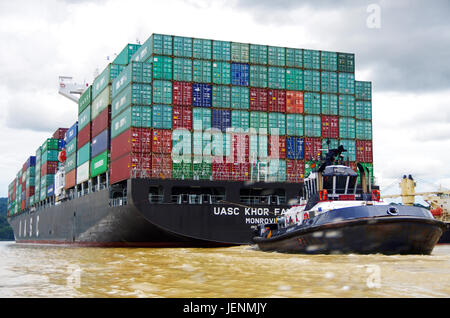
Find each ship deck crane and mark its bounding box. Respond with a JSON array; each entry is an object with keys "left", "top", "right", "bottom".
[
  {"left": 58, "top": 76, "right": 88, "bottom": 103},
  {"left": 381, "top": 175, "right": 449, "bottom": 222}
]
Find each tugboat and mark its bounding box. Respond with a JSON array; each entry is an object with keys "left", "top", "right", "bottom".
[{"left": 253, "top": 146, "right": 447, "bottom": 255}]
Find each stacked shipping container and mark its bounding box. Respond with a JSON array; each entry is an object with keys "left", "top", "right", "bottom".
[{"left": 7, "top": 35, "right": 375, "bottom": 217}]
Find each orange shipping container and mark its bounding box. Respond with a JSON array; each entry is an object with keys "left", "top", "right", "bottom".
[
  {"left": 286, "top": 91, "right": 304, "bottom": 114},
  {"left": 65, "top": 169, "right": 76, "bottom": 189}
]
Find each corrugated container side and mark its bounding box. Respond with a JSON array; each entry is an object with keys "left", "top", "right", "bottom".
[
  {"left": 304, "top": 137, "right": 322, "bottom": 161},
  {"left": 249, "top": 65, "right": 268, "bottom": 88},
  {"left": 113, "top": 43, "right": 141, "bottom": 66},
  {"left": 152, "top": 55, "right": 173, "bottom": 80},
  {"left": 193, "top": 59, "right": 212, "bottom": 83},
  {"left": 286, "top": 48, "right": 303, "bottom": 68},
  {"left": 173, "top": 58, "right": 193, "bottom": 82},
  {"left": 303, "top": 49, "right": 321, "bottom": 70},
  {"left": 193, "top": 38, "right": 212, "bottom": 60},
  {"left": 231, "top": 86, "right": 249, "bottom": 110},
  {"left": 212, "top": 40, "right": 231, "bottom": 61},
  {"left": 250, "top": 44, "right": 268, "bottom": 65},
  {"left": 212, "top": 85, "right": 231, "bottom": 109},
  {"left": 321, "top": 115, "right": 339, "bottom": 139},
  {"left": 78, "top": 86, "right": 92, "bottom": 115},
  {"left": 321, "top": 94, "right": 338, "bottom": 115},
  {"left": 173, "top": 81, "right": 193, "bottom": 106}
]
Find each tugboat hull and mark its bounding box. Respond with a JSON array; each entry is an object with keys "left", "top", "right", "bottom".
[{"left": 254, "top": 216, "right": 446, "bottom": 255}]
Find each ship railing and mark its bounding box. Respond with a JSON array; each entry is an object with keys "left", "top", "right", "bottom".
[
  {"left": 109, "top": 197, "right": 128, "bottom": 207},
  {"left": 149, "top": 194, "right": 164, "bottom": 204},
  {"left": 240, "top": 195, "right": 286, "bottom": 205},
  {"left": 170, "top": 194, "right": 226, "bottom": 204}
]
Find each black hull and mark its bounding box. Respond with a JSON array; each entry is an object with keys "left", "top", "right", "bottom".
[
  {"left": 253, "top": 205, "right": 447, "bottom": 255},
  {"left": 8, "top": 178, "right": 298, "bottom": 246},
  {"left": 437, "top": 223, "right": 450, "bottom": 244}
]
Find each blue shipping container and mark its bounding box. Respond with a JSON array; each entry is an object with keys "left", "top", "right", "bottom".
[
  {"left": 193, "top": 83, "right": 212, "bottom": 107},
  {"left": 212, "top": 109, "right": 231, "bottom": 132},
  {"left": 91, "top": 130, "right": 110, "bottom": 159},
  {"left": 26, "top": 156, "right": 36, "bottom": 168},
  {"left": 47, "top": 184, "right": 55, "bottom": 197},
  {"left": 231, "top": 63, "right": 249, "bottom": 86},
  {"left": 58, "top": 139, "right": 66, "bottom": 150},
  {"left": 286, "top": 137, "right": 304, "bottom": 160},
  {"left": 65, "top": 122, "right": 78, "bottom": 143}
]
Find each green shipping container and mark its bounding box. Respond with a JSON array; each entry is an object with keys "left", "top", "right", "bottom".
[
  {"left": 152, "top": 80, "right": 172, "bottom": 104},
  {"left": 338, "top": 53, "right": 355, "bottom": 73},
  {"left": 286, "top": 48, "right": 303, "bottom": 68},
  {"left": 113, "top": 43, "right": 141, "bottom": 66},
  {"left": 250, "top": 44, "right": 268, "bottom": 65},
  {"left": 286, "top": 114, "right": 304, "bottom": 136},
  {"left": 286, "top": 68, "right": 303, "bottom": 91},
  {"left": 193, "top": 108, "right": 212, "bottom": 131},
  {"left": 212, "top": 85, "right": 231, "bottom": 108},
  {"left": 112, "top": 83, "right": 152, "bottom": 118},
  {"left": 192, "top": 132, "right": 212, "bottom": 156},
  {"left": 250, "top": 111, "right": 268, "bottom": 134},
  {"left": 193, "top": 38, "right": 212, "bottom": 60},
  {"left": 267, "top": 159, "right": 286, "bottom": 182},
  {"left": 231, "top": 110, "right": 249, "bottom": 130},
  {"left": 193, "top": 156, "right": 212, "bottom": 180},
  {"left": 65, "top": 152, "right": 77, "bottom": 172},
  {"left": 321, "top": 71, "right": 338, "bottom": 93},
  {"left": 173, "top": 160, "right": 193, "bottom": 179},
  {"left": 132, "top": 34, "right": 173, "bottom": 62},
  {"left": 303, "top": 50, "right": 321, "bottom": 70},
  {"left": 355, "top": 101, "right": 372, "bottom": 120},
  {"left": 41, "top": 150, "right": 59, "bottom": 163},
  {"left": 339, "top": 95, "right": 355, "bottom": 117},
  {"left": 78, "top": 86, "right": 92, "bottom": 115},
  {"left": 193, "top": 59, "right": 212, "bottom": 83},
  {"left": 268, "top": 46, "right": 285, "bottom": 66},
  {"left": 152, "top": 104, "right": 172, "bottom": 129},
  {"left": 66, "top": 137, "right": 77, "bottom": 156},
  {"left": 111, "top": 106, "right": 152, "bottom": 138},
  {"left": 231, "top": 86, "right": 249, "bottom": 110},
  {"left": 355, "top": 81, "right": 372, "bottom": 100},
  {"left": 356, "top": 120, "right": 372, "bottom": 140},
  {"left": 212, "top": 62, "right": 231, "bottom": 85},
  {"left": 339, "top": 117, "right": 356, "bottom": 139},
  {"left": 268, "top": 113, "right": 286, "bottom": 135},
  {"left": 321, "top": 94, "right": 338, "bottom": 115},
  {"left": 339, "top": 139, "right": 356, "bottom": 161},
  {"left": 304, "top": 115, "right": 321, "bottom": 137},
  {"left": 173, "top": 130, "right": 192, "bottom": 156},
  {"left": 111, "top": 61, "right": 152, "bottom": 98},
  {"left": 249, "top": 134, "right": 268, "bottom": 159},
  {"left": 320, "top": 51, "right": 338, "bottom": 71},
  {"left": 322, "top": 139, "right": 339, "bottom": 152},
  {"left": 250, "top": 65, "right": 268, "bottom": 88},
  {"left": 303, "top": 70, "right": 321, "bottom": 92},
  {"left": 77, "top": 142, "right": 91, "bottom": 166},
  {"left": 91, "top": 86, "right": 111, "bottom": 120},
  {"left": 304, "top": 93, "right": 321, "bottom": 114},
  {"left": 78, "top": 105, "right": 91, "bottom": 131},
  {"left": 92, "top": 63, "right": 125, "bottom": 99},
  {"left": 231, "top": 42, "right": 249, "bottom": 63},
  {"left": 338, "top": 72, "right": 355, "bottom": 94},
  {"left": 212, "top": 40, "right": 231, "bottom": 61},
  {"left": 174, "top": 36, "right": 193, "bottom": 58},
  {"left": 268, "top": 67, "right": 285, "bottom": 89},
  {"left": 42, "top": 138, "right": 59, "bottom": 152},
  {"left": 90, "top": 151, "right": 109, "bottom": 178},
  {"left": 173, "top": 58, "right": 193, "bottom": 82},
  {"left": 152, "top": 56, "right": 173, "bottom": 80}
]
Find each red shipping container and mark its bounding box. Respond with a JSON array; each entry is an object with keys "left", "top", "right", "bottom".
[
  {"left": 321, "top": 115, "right": 339, "bottom": 139},
  {"left": 268, "top": 89, "right": 286, "bottom": 112},
  {"left": 41, "top": 161, "right": 59, "bottom": 176},
  {"left": 91, "top": 107, "right": 111, "bottom": 138},
  {"left": 111, "top": 128, "right": 152, "bottom": 161},
  {"left": 77, "top": 122, "right": 91, "bottom": 149},
  {"left": 173, "top": 81, "right": 193, "bottom": 106},
  {"left": 229, "top": 133, "right": 249, "bottom": 162},
  {"left": 172, "top": 106, "right": 193, "bottom": 130},
  {"left": 25, "top": 186, "right": 35, "bottom": 198},
  {"left": 53, "top": 128, "right": 69, "bottom": 140},
  {"left": 304, "top": 137, "right": 322, "bottom": 161},
  {"left": 268, "top": 135, "right": 286, "bottom": 159},
  {"left": 250, "top": 88, "right": 268, "bottom": 111},
  {"left": 65, "top": 169, "right": 76, "bottom": 189},
  {"left": 21, "top": 201, "right": 25, "bottom": 211},
  {"left": 287, "top": 160, "right": 305, "bottom": 183},
  {"left": 151, "top": 154, "right": 172, "bottom": 179},
  {"left": 110, "top": 153, "right": 152, "bottom": 184},
  {"left": 212, "top": 156, "right": 231, "bottom": 181},
  {"left": 356, "top": 140, "right": 373, "bottom": 163},
  {"left": 286, "top": 91, "right": 304, "bottom": 114},
  {"left": 152, "top": 129, "right": 172, "bottom": 154},
  {"left": 231, "top": 163, "right": 250, "bottom": 181},
  {"left": 22, "top": 162, "right": 27, "bottom": 173}
]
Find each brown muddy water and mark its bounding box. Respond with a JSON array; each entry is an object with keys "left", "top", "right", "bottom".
[{"left": 0, "top": 241, "right": 449, "bottom": 298}]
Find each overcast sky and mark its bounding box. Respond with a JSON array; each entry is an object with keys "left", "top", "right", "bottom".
[{"left": 1, "top": 0, "right": 449, "bottom": 202}]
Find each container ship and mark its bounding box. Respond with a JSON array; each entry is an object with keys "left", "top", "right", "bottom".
[{"left": 6, "top": 33, "right": 374, "bottom": 246}]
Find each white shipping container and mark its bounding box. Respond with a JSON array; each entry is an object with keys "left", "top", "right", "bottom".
[{"left": 76, "top": 161, "right": 90, "bottom": 184}]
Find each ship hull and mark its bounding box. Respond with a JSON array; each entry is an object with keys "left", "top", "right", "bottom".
[
  {"left": 8, "top": 178, "right": 297, "bottom": 246},
  {"left": 437, "top": 223, "right": 450, "bottom": 244},
  {"left": 253, "top": 205, "right": 447, "bottom": 255}
]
